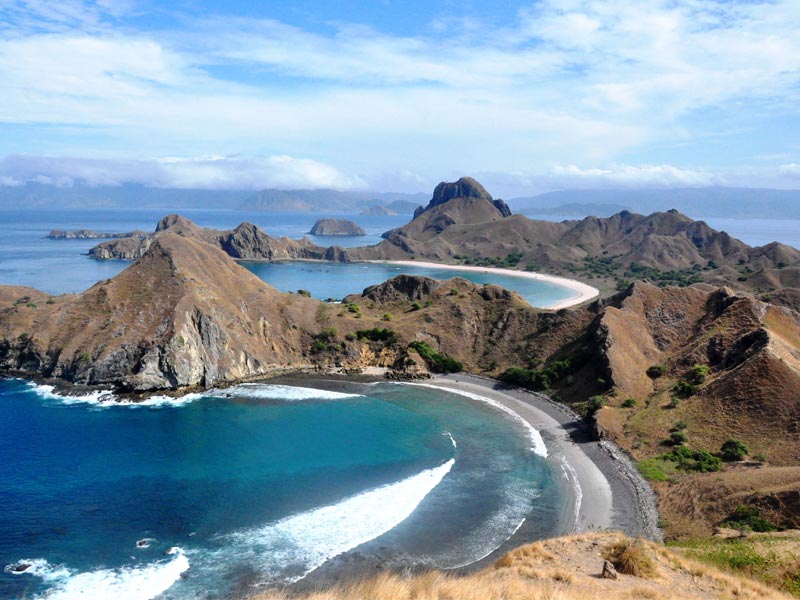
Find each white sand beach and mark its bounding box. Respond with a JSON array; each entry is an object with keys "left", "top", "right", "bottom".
[{"left": 368, "top": 260, "right": 599, "bottom": 309}]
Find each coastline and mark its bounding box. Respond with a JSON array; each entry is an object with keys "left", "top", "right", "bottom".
[
  {"left": 365, "top": 260, "right": 599, "bottom": 309},
  {"left": 291, "top": 372, "right": 661, "bottom": 591}
]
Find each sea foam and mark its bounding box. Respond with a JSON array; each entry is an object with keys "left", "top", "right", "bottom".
[
  {"left": 25, "top": 382, "right": 202, "bottom": 409},
  {"left": 213, "top": 459, "right": 455, "bottom": 582},
  {"left": 211, "top": 383, "right": 363, "bottom": 401},
  {"left": 408, "top": 383, "right": 548, "bottom": 457},
  {"left": 6, "top": 547, "right": 188, "bottom": 600}
]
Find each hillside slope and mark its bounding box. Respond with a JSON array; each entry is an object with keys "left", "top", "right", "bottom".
[{"left": 259, "top": 532, "right": 788, "bottom": 600}]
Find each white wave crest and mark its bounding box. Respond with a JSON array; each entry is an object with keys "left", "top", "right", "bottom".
[
  {"left": 443, "top": 431, "right": 457, "bottom": 449},
  {"left": 560, "top": 458, "right": 583, "bottom": 532},
  {"left": 6, "top": 547, "right": 188, "bottom": 600},
  {"left": 27, "top": 383, "right": 116, "bottom": 405},
  {"left": 25, "top": 382, "right": 202, "bottom": 408},
  {"left": 218, "top": 459, "right": 454, "bottom": 582},
  {"left": 409, "top": 383, "right": 548, "bottom": 457},
  {"left": 211, "top": 383, "right": 363, "bottom": 401}
]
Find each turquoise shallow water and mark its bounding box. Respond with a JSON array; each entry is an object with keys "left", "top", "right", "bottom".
[
  {"left": 241, "top": 260, "right": 575, "bottom": 306},
  {"left": 0, "top": 378, "right": 562, "bottom": 599}
]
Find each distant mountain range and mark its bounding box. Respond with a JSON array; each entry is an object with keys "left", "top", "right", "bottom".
[
  {"left": 238, "top": 189, "right": 424, "bottom": 213},
  {"left": 509, "top": 187, "right": 800, "bottom": 219},
  {"left": 0, "top": 183, "right": 425, "bottom": 214},
  {"left": 4, "top": 182, "right": 800, "bottom": 219}
]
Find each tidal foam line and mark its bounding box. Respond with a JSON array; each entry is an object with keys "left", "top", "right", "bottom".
[{"left": 408, "top": 383, "right": 548, "bottom": 457}]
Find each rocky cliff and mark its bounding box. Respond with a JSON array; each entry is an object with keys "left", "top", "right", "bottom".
[{"left": 89, "top": 214, "right": 334, "bottom": 261}]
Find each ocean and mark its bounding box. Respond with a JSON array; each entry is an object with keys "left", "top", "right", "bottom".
[{"left": 0, "top": 378, "right": 563, "bottom": 599}]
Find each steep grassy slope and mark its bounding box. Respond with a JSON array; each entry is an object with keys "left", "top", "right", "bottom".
[{"left": 256, "top": 533, "right": 788, "bottom": 600}]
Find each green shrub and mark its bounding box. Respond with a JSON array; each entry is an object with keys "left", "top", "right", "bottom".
[
  {"left": 498, "top": 359, "right": 572, "bottom": 392},
  {"left": 646, "top": 365, "right": 666, "bottom": 378},
  {"left": 297, "top": 289, "right": 311, "bottom": 297},
  {"left": 26, "top": 302, "right": 37, "bottom": 308},
  {"left": 408, "top": 341, "right": 462, "bottom": 373},
  {"left": 668, "top": 396, "right": 681, "bottom": 408},
  {"left": 356, "top": 328, "right": 397, "bottom": 343},
  {"left": 688, "top": 364, "right": 710, "bottom": 385},
  {"left": 622, "top": 398, "right": 637, "bottom": 408},
  {"left": 722, "top": 505, "right": 776, "bottom": 532},
  {"left": 673, "top": 380, "right": 697, "bottom": 398},
  {"left": 345, "top": 303, "right": 361, "bottom": 314},
  {"left": 721, "top": 438, "right": 749, "bottom": 461},
  {"left": 660, "top": 446, "right": 721, "bottom": 472},
  {"left": 672, "top": 420, "right": 688, "bottom": 431},
  {"left": 382, "top": 313, "right": 392, "bottom": 321},
  {"left": 410, "top": 301, "right": 422, "bottom": 311},
  {"left": 586, "top": 395, "right": 606, "bottom": 416},
  {"left": 311, "top": 339, "right": 327, "bottom": 353}
]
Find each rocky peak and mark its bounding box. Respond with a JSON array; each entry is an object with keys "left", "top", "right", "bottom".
[
  {"left": 155, "top": 214, "right": 203, "bottom": 236},
  {"left": 362, "top": 275, "right": 443, "bottom": 303},
  {"left": 413, "top": 177, "right": 510, "bottom": 219}
]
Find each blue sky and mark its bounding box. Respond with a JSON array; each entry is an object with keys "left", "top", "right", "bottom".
[{"left": 0, "top": 0, "right": 799, "bottom": 196}]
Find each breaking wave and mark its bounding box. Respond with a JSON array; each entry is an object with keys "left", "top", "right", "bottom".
[{"left": 5, "top": 547, "right": 188, "bottom": 600}]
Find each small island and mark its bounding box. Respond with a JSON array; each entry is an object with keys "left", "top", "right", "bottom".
[
  {"left": 47, "top": 229, "right": 149, "bottom": 240},
  {"left": 308, "top": 218, "right": 366, "bottom": 236}
]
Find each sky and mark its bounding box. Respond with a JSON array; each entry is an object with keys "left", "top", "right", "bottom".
[{"left": 0, "top": 0, "right": 799, "bottom": 196}]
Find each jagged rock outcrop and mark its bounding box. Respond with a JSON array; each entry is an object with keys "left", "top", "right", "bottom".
[
  {"left": 308, "top": 218, "right": 366, "bottom": 236},
  {"left": 90, "top": 215, "right": 332, "bottom": 261}
]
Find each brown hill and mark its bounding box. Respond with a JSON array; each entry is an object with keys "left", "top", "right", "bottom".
[
  {"left": 89, "top": 214, "right": 334, "bottom": 261},
  {"left": 87, "top": 178, "right": 800, "bottom": 300},
  {"left": 0, "top": 234, "right": 563, "bottom": 392},
  {"left": 258, "top": 532, "right": 787, "bottom": 600}
]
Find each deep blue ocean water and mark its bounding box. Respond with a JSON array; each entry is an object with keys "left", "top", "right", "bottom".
[{"left": 0, "top": 378, "right": 561, "bottom": 599}]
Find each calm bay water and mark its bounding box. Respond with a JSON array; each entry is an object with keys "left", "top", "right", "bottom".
[
  {"left": 0, "top": 378, "right": 561, "bottom": 599},
  {"left": 0, "top": 208, "right": 574, "bottom": 306}
]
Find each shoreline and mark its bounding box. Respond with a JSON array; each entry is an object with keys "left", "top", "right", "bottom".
[
  {"left": 289, "top": 372, "right": 661, "bottom": 591},
  {"left": 365, "top": 260, "right": 599, "bottom": 309}
]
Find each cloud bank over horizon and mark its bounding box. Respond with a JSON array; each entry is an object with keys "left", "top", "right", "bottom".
[{"left": 0, "top": 0, "right": 799, "bottom": 196}]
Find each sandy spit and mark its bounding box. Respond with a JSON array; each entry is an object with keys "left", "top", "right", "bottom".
[{"left": 366, "top": 260, "right": 600, "bottom": 309}]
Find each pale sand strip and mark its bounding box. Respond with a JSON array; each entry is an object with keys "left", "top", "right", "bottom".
[
  {"left": 418, "top": 376, "right": 615, "bottom": 536},
  {"left": 365, "top": 260, "right": 599, "bottom": 309}
]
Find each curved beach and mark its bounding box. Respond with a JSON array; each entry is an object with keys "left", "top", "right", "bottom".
[
  {"left": 293, "top": 372, "right": 660, "bottom": 590},
  {"left": 367, "top": 260, "right": 600, "bottom": 309}
]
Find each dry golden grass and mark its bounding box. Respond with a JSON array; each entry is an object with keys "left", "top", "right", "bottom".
[
  {"left": 250, "top": 533, "right": 790, "bottom": 600},
  {"left": 603, "top": 538, "right": 657, "bottom": 578}
]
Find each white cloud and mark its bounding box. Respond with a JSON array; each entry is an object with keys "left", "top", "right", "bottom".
[
  {"left": 0, "top": 1, "right": 798, "bottom": 190},
  {"left": 0, "top": 154, "right": 365, "bottom": 190},
  {"left": 779, "top": 163, "right": 800, "bottom": 179},
  {"left": 550, "top": 163, "right": 720, "bottom": 187}
]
